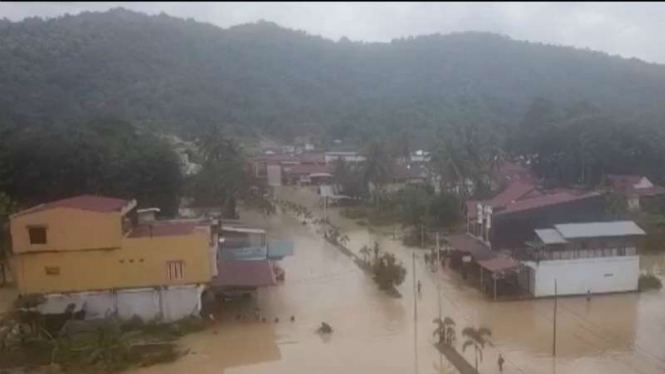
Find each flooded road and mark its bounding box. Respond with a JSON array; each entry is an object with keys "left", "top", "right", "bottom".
[{"left": 131, "top": 186, "right": 665, "bottom": 374}]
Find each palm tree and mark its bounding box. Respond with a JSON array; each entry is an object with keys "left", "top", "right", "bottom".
[
  {"left": 362, "top": 142, "right": 393, "bottom": 204},
  {"left": 359, "top": 245, "right": 372, "bottom": 264},
  {"left": 433, "top": 317, "right": 456, "bottom": 346},
  {"left": 461, "top": 326, "right": 492, "bottom": 372}
]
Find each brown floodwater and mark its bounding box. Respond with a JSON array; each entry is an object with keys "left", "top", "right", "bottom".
[{"left": 127, "top": 187, "right": 665, "bottom": 374}]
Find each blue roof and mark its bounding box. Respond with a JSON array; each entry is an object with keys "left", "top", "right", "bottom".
[{"left": 267, "top": 240, "right": 294, "bottom": 259}]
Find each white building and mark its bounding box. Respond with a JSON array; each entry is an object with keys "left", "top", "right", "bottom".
[
  {"left": 519, "top": 221, "right": 644, "bottom": 297},
  {"left": 324, "top": 151, "right": 366, "bottom": 164}
]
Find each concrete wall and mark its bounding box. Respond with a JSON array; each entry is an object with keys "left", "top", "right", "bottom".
[
  {"left": 11, "top": 208, "right": 122, "bottom": 253},
  {"left": 13, "top": 228, "right": 211, "bottom": 294},
  {"left": 526, "top": 256, "right": 640, "bottom": 297},
  {"left": 35, "top": 285, "right": 205, "bottom": 322}
]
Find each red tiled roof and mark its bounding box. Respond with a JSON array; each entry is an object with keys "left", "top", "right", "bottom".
[
  {"left": 631, "top": 186, "right": 665, "bottom": 197},
  {"left": 489, "top": 181, "right": 536, "bottom": 208},
  {"left": 491, "top": 161, "right": 538, "bottom": 185},
  {"left": 496, "top": 191, "right": 601, "bottom": 216},
  {"left": 299, "top": 153, "right": 325, "bottom": 164},
  {"left": 606, "top": 174, "right": 665, "bottom": 197},
  {"left": 477, "top": 256, "right": 520, "bottom": 273},
  {"left": 14, "top": 195, "right": 132, "bottom": 217},
  {"left": 212, "top": 260, "right": 277, "bottom": 288},
  {"left": 128, "top": 223, "right": 196, "bottom": 238}
]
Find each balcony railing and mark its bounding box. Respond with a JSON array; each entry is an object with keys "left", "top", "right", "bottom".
[{"left": 518, "top": 246, "right": 637, "bottom": 262}]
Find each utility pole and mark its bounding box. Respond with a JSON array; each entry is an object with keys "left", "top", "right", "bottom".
[
  {"left": 436, "top": 232, "right": 443, "bottom": 370},
  {"left": 553, "top": 278, "right": 558, "bottom": 357},
  {"left": 420, "top": 223, "right": 424, "bottom": 248},
  {"left": 323, "top": 195, "right": 328, "bottom": 239},
  {"left": 413, "top": 249, "right": 419, "bottom": 374},
  {"left": 436, "top": 232, "right": 442, "bottom": 320}
]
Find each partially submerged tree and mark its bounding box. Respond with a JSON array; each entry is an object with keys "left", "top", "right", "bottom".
[
  {"left": 371, "top": 251, "right": 406, "bottom": 290},
  {"left": 191, "top": 124, "right": 274, "bottom": 218}
]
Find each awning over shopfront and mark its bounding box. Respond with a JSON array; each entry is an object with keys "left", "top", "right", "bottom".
[
  {"left": 212, "top": 260, "right": 276, "bottom": 289},
  {"left": 477, "top": 256, "right": 520, "bottom": 274},
  {"left": 445, "top": 233, "right": 495, "bottom": 261}
]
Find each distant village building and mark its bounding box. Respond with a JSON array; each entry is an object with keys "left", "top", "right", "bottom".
[
  {"left": 467, "top": 181, "right": 605, "bottom": 249},
  {"left": 10, "top": 195, "right": 216, "bottom": 322},
  {"left": 285, "top": 164, "right": 333, "bottom": 185},
  {"left": 604, "top": 174, "right": 665, "bottom": 211},
  {"left": 324, "top": 151, "right": 366, "bottom": 164},
  {"left": 409, "top": 150, "right": 431, "bottom": 163},
  {"left": 446, "top": 178, "right": 616, "bottom": 300},
  {"left": 521, "top": 221, "right": 644, "bottom": 297}
]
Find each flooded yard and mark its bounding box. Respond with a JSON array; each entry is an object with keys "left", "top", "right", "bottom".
[{"left": 90, "top": 187, "right": 665, "bottom": 374}]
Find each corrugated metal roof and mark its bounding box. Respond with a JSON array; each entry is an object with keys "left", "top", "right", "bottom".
[
  {"left": 496, "top": 191, "right": 600, "bottom": 216},
  {"left": 445, "top": 233, "right": 494, "bottom": 261},
  {"left": 554, "top": 221, "right": 645, "bottom": 239},
  {"left": 477, "top": 256, "right": 520, "bottom": 273},
  {"left": 535, "top": 229, "right": 568, "bottom": 244},
  {"left": 212, "top": 260, "right": 276, "bottom": 288},
  {"left": 12, "top": 195, "right": 133, "bottom": 217}
]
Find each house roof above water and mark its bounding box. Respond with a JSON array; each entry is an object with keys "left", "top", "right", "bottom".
[
  {"left": 12, "top": 195, "right": 135, "bottom": 218},
  {"left": 554, "top": 221, "right": 646, "bottom": 239},
  {"left": 534, "top": 229, "right": 568, "bottom": 244}
]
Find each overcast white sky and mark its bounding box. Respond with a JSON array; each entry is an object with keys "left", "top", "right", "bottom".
[{"left": 2, "top": 2, "right": 664, "bottom": 64}]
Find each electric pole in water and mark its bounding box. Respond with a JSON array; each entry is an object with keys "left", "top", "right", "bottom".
[
  {"left": 436, "top": 232, "right": 443, "bottom": 370},
  {"left": 413, "top": 249, "right": 419, "bottom": 374},
  {"left": 553, "top": 278, "right": 558, "bottom": 357}
]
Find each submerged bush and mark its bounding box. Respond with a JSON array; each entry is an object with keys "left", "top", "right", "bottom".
[
  {"left": 638, "top": 273, "right": 663, "bottom": 291},
  {"left": 372, "top": 252, "right": 407, "bottom": 290}
]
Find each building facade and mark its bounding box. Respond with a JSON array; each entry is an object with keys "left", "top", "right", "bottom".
[
  {"left": 519, "top": 221, "right": 644, "bottom": 297},
  {"left": 10, "top": 195, "right": 215, "bottom": 322}
]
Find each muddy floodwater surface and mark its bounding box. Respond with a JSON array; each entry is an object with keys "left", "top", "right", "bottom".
[{"left": 125, "top": 187, "right": 664, "bottom": 374}]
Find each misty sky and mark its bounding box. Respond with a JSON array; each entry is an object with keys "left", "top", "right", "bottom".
[{"left": 2, "top": 2, "right": 664, "bottom": 64}]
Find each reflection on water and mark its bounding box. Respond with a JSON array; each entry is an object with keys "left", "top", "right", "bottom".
[{"left": 127, "top": 186, "right": 665, "bottom": 374}]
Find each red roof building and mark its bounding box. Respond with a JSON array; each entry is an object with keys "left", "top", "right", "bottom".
[
  {"left": 605, "top": 174, "right": 665, "bottom": 211},
  {"left": 12, "top": 195, "right": 135, "bottom": 217}
]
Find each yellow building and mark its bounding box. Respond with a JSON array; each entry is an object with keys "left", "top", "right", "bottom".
[{"left": 10, "top": 195, "right": 216, "bottom": 321}]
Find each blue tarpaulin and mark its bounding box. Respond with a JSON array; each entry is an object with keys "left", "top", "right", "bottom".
[{"left": 267, "top": 240, "right": 294, "bottom": 260}]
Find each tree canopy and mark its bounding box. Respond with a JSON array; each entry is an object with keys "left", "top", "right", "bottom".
[
  {"left": 2, "top": 9, "right": 665, "bottom": 147},
  {"left": 0, "top": 118, "right": 183, "bottom": 215}
]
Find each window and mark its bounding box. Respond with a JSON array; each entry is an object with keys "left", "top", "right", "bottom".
[
  {"left": 167, "top": 261, "right": 184, "bottom": 280},
  {"left": 28, "top": 227, "right": 47, "bottom": 245},
  {"left": 45, "top": 266, "right": 60, "bottom": 275}
]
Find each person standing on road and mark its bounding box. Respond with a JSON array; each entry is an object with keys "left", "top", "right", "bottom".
[
  {"left": 498, "top": 354, "right": 505, "bottom": 372},
  {"left": 417, "top": 280, "right": 422, "bottom": 294}
]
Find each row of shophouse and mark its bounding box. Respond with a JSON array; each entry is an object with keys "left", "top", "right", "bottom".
[
  {"left": 8, "top": 195, "right": 292, "bottom": 322},
  {"left": 445, "top": 163, "right": 663, "bottom": 299},
  {"left": 250, "top": 149, "right": 429, "bottom": 189}
]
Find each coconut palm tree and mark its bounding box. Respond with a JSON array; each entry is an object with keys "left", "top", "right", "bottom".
[
  {"left": 433, "top": 317, "right": 456, "bottom": 346},
  {"left": 362, "top": 141, "right": 393, "bottom": 204},
  {"left": 461, "top": 326, "right": 492, "bottom": 372},
  {"left": 359, "top": 245, "right": 372, "bottom": 264}
]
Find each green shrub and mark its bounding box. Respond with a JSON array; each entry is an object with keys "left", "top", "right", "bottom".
[
  {"left": 372, "top": 252, "right": 407, "bottom": 290},
  {"left": 638, "top": 273, "right": 663, "bottom": 291},
  {"left": 342, "top": 207, "right": 369, "bottom": 220}
]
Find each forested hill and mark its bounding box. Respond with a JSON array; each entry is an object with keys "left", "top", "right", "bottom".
[{"left": 2, "top": 8, "right": 665, "bottom": 145}]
